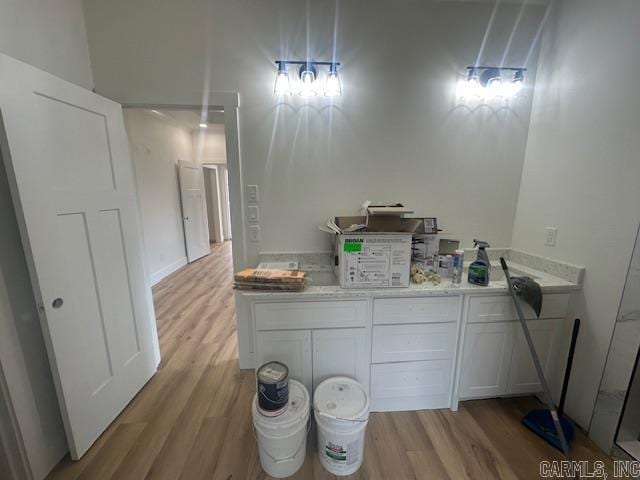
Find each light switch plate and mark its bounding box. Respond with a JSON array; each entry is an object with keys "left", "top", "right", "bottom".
[
  {"left": 545, "top": 227, "right": 558, "bottom": 246},
  {"left": 247, "top": 205, "right": 259, "bottom": 224},
  {"left": 247, "top": 185, "right": 259, "bottom": 205},
  {"left": 249, "top": 225, "right": 261, "bottom": 243}
]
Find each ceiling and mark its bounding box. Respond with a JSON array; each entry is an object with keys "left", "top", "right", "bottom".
[{"left": 146, "top": 108, "right": 225, "bottom": 130}]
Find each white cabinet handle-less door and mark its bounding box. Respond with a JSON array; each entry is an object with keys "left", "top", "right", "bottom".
[
  {"left": 0, "top": 54, "right": 160, "bottom": 459},
  {"left": 178, "top": 160, "right": 210, "bottom": 262}
]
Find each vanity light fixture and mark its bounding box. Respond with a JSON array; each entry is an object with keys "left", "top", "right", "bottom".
[
  {"left": 458, "top": 66, "right": 526, "bottom": 101},
  {"left": 274, "top": 60, "right": 342, "bottom": 97}
]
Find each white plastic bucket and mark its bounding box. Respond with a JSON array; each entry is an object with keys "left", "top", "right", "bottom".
[
  {"left": 252, "top": 379, "right": 310, "bottom": 478},
  {"left": 314, "top": 377, "right": 370, "bottom": 476}
]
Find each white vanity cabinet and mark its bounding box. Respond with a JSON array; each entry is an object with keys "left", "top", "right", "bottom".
[
  {"left": 370, "top": 296, "right": 461, "bottom": 411},
  {"left": 246, "top": 288, "right": 574, "bottom": 412},
  {"left": 253, "top": 300, "right": 369, "bottom": 394},
  {"left": 458, "top": 293, "right": 569, "bottom": 400}
]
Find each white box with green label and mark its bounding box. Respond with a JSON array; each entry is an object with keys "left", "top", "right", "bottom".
[{"left": 334, "top": 233, "right": 412, "bottom": 288}]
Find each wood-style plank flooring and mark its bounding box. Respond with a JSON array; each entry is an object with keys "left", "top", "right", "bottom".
[{"left": 48, "top": 241, "right": 619, "bottom": 479}]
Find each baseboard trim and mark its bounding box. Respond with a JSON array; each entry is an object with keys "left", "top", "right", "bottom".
[{"left": 150, "top": 257, "right": 188, "bottom": 286}]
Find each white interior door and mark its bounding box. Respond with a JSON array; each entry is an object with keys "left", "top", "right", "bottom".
[
  {"left": 220, "top": 166, "right": 232, "bottom": 240},
  {"left": 204, "top": 166, "right": 223, "bottom": 243},
  {"left": 178, "top": 160, "right": 210, "bottom": 262},
  {"left": 0, "top": 53, "right": 160, "bottom": 459}
]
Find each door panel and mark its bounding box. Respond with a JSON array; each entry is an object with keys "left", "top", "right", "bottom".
[
  {"left": 179, "top": 160, "right": 210, "bottom": 262},
  {"left": 0, "top": 53, "right": 159, "bottom": 458},
  {"left": 507, "top": 319, "right": 560, "bottom": 394},
  {"left": 312, "top": 328, "right": 369, "bottom": 394},
  {"left": 40, "top": 94, "right": 116, "bottom": 191},
  {"left": 459, "top": 322, "right": 515, "bottom": 399},
  {"left": 255, "top": 330, "right": 312, "bottom": 393}
]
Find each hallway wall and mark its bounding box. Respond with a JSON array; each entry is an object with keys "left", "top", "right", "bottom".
[{"left": 124, "top": 109, "right": 194, "bottom": 285}]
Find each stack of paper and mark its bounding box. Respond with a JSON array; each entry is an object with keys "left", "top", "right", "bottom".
[{"left": 233, "top": 268, "right": 307, "bottom": 291}]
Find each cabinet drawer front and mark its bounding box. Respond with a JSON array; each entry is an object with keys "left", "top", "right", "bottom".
[
  {"left": 370, "top": 360, "right": 452, "bottom": 411},
  {"left": 467, "top": 293, "right": 569, "bottom": 323},
  {"left": 373, "top": 296, "right": 460, "bottom": 325},
  {"left": 372, "top": 323, "right": 456, "bottom": 363},
  {"left": 254, "top": 300, "right": 367, "bottom": 331}
]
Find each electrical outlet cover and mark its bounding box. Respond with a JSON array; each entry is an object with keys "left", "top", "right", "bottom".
[
  {"left": 545, "top": 227, "right": 557, "bottom": 246},
  {"left": 249, "top": 225, "right": 261, "bottom": 242},
  {"left": 247, "top": 205, "right": 259, "bottom": 224},
  {"left": 247, "top": 185, "right": 259, "bottom": 204}
]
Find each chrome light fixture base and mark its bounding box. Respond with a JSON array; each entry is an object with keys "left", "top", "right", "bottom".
[{"left": 274, "top": 60, "right": 342, "bottom": 97}]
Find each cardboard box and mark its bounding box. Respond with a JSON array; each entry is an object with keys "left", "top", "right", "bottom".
[
  {"left": 334, "top": 215, "right": 421, "bottom": 233},
  {"left": 334, "top": 233, "right": 412, "bottom": 288},
  {"left": 411, "top": 235, "right": 439, "bottom": 272}
]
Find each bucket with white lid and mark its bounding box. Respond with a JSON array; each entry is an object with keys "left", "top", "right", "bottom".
[
  {"left": 252, "top": 379, "right": 310, "bottom": 478},
  {"left": 314, "top": 376, "right": 370, "bottom": 476}
]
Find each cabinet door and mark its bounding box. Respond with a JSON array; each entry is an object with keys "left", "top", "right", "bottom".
[
  {"left": 255, "top": 330, "right": 312, "bottom": 393},
  {"left": 459, "top": 323, "right": 515, "bottom": 399},
  {"left": 312, "top": 328, "right": 369, "bottom": 394},
  {"left": 507, "top": 319, "right": 560, "bottom": 395}
]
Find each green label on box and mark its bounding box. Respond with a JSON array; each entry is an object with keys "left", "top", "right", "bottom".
[{"left": 343, "top": 240, "right": 362, "bottom": 252}]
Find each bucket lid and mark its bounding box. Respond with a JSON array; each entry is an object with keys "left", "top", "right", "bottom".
[
  {"left": 257, "top": 361, "right": 288, "bottom": 384},
  {"left": 314, "top": 376, "right": 369, "bottom": 421},
  {"left": 253, "top": 379, "right": 310, "bottom": 432}
]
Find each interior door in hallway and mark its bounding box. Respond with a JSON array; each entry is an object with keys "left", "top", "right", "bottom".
[
  {"left": 0, "top": 53, "right": 160, "bottom": 459},
  {"left": 179, "top": 160, "right": 210, "bottom": 262}
]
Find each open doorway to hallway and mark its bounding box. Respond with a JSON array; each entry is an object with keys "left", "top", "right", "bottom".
[{"left": 123, "top": 107, "right": 232, "bottom": 286}]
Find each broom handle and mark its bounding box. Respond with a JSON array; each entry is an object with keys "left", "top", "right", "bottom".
[
  {"left": 500, "top": 257, "right": 570, "bottom": 456},
  {"left": 559, "top": 318, "right": 580, "bottom": 417}
]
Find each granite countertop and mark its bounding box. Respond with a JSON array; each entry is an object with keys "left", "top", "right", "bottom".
[{"left": 237, "top": 260, "right": 581, "bottom": 300}]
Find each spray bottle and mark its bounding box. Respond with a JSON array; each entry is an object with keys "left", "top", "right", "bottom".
[{"left": 468, "top": 239, "right": 491, "bottom": 286}]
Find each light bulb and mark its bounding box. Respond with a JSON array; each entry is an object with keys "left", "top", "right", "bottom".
[
  {"left": 462, "top": 77, "right": 481, "bottom": 99},
  {"left": 199, "top": 123, "right": 208, "bottom": 128},
  {"left": 501, "top": 80, "right": 522, "bottom": 98},
  {"left": 324, "top": 70, "right": 342, "bottom": 97},
  {"left": 458, "top": 68, "right": 481, "bottom": 100},
  {"left": 298, "top": 67, "right": 318, "bottom": 97},
  {"left": 507, "top": 69, "right": 524, "bottom": 97},
  {"left": 486, "top": 77, "right": 505, "bottom": 98},
  {"left": 274, "top": 69, "right": 292, "bottom": 96}
]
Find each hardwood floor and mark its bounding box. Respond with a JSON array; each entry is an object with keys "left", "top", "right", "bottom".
[{"left": 48, "top": 241, "right": 618, "bottom": 479}]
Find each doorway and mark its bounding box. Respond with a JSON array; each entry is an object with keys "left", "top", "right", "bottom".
[{"left": 123, "top": 107, "right": 233, "bottom": 285}]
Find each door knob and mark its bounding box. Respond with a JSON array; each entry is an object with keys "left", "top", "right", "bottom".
[{"left": 52, "top": 298, "right": 64, "bottom": 309}]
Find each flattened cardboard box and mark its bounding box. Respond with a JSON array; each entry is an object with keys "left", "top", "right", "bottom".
[{"left": 334, "top": 233, "right": 412, "bottom": 288}]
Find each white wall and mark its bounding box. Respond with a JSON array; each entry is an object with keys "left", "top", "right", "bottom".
[
  {"left": 0, "top": 0, "right": 93, "bottom": 89},
  {"left": 82, "top": 0, "right": 548, "bottom": 265},
  {"left": 193, "top": 124, "right": 227, "bottom": 164},
  {"left": 0, "top": 1, "right": 95, "bottom": 477},
  {"left": 511, "top": 0, "right": 640, "bottom": 430},
  {"left": 124, "top": 109, "right": 194, "bottom": 285}
]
